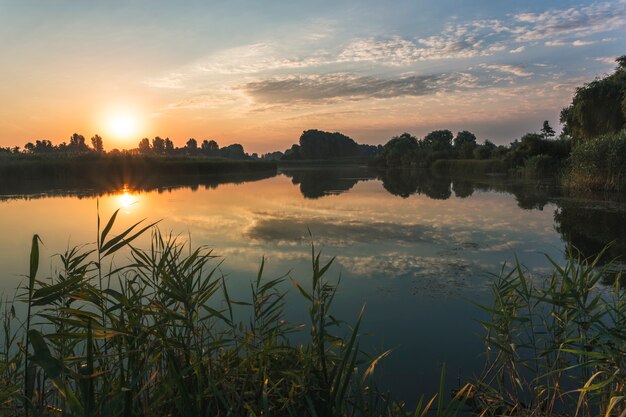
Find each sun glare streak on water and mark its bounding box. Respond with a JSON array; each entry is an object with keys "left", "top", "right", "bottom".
[{"left": 117, "top": 187, "right": 138, "bottom": 213}]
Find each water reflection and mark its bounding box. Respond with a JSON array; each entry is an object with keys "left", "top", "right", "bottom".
[
  {"left": 2, "top": 165, "right": 625, "bottom": 404},
  {"left": 1, "top": 166, "right": 625, "bottom": 283},
  {"left": 280, "top": 165, "right": 376, "bottom": 199},
  {"left": 0, "top": 169, "right": 276, "bottom": 201}
]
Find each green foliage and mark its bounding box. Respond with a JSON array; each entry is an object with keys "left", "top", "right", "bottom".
[
  {"left": 0, "top": 211, "right": 472, "bottom": 417},
  {"left": 561, "top": 56, "right": 626, "bottom": 141},
  {"left": 423, "top": 130, "right": 453, "bottom": 153},
  {"left": 522, "top": 154, "right": 565, "bottom": 177},
  {"left": 565, "top": 131, "right": 626, "bottom": 191},
  {"left": 430, "top": 159, "right": 506, "bottom": 176},
  {"left": 283, "top": 129, "right": 381, "bottom": 160},
  {"left": 382, "top": 133, "right": 419, "bottom": 166},
  {"left": 470, "top": 251, "right": 625, "bottom": 417},
  {"left": 453, "top": 131, "right": 477, "bottom": 159},
  {"left": 472, "top": 141, "right": 496, "bottom": 160}
]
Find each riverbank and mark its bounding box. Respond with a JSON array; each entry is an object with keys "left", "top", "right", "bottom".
[{"left": 0, "top": 154, "right": 277, "bottom": 185}]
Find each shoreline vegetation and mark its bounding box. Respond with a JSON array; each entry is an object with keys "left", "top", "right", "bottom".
[
  {"left": 0, "top": 155, "right": 277, "bottom": 196},
  {"left": 0, "top": 213, "right": 623, "bottom": 416},
  {"left": 3, "top": 57, "right": 626, "bottom": 193}
]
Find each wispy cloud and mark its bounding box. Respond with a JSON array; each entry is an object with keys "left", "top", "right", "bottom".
[
  {"left": 512, "top": 2, "right": 626, "bottom": 42},
  {"left": 480, "top": 64, "right": 533, "bottom": 77},
  {"left": 239, "top": 72, "right": 482, "bottom": 104},
  {"left": 572, "top": 39, "right": 596, "bottom": 46},
  {"left": 595, "top": 56, "right": 619, "bottom": 65}
]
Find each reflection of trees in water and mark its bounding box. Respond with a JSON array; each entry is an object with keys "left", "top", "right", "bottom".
[
  {"left": 281, "top": 166, "right": 377, "bottom": 199},
  {"left": 4, "top": 164, "right": 626, "bottom": 284},
  {"left": 380, "top": 169, "right": 626, "bottom": 283},
  {"left": 380, "top": 169, "right": 451, "bottom": 199},
  {"left": 555, "top": 198, "right": 626, "bottom": 277},
  {"left": 0, "top": 170, "right": 277, "bottom": 201}
]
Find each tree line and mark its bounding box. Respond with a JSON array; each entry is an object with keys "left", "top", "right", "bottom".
[
  {"left": 379, "top": 55, "right": 626, "bottom": 179},
  {"left": 0, "top": 134, "right": 278, "bottom": 160}
]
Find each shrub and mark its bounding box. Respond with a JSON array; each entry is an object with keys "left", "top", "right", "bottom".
[{"left": 565, "top": 131, "right": 626, "bottom": 191}]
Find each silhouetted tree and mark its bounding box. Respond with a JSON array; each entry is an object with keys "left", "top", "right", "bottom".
[
  {"left": 219, "top": 143, "right": 247, "bottom": 159},
  {"left": 164, "top": 138, "right": 174, "bottom": 154},
  {"left": 152, "top": 137, "right": 165, "bottom": 154},
  {"left": 68, "top": 133, "right": 89, "bottom": 153},
  {"left": 201, "top": 139, "right": 219, "bottom": 156},
  {"left": 473, "top": 140, "right": 496, "bottom": 159},
  {"left": 186, "top": 138, "right": 198, "bottom": 154},
  {"left": 382, "top": 133, "right": 419, "bottom": 166},
  {"left": 138, "top": 138, "right": 151, "bottom": 154},
  {"left": 423, "top": 130, "right": 453, "bottom": 152},
  {"left": 453, "top": 130, "right": 477, "bottom": 159},
  {"left": 541, "top": 121, "right": 556, "bottom": 139},
  {"left": 91, "top": 135, "right": 104, "bottom": 153}
]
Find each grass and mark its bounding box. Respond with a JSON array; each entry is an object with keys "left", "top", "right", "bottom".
[{"left": 0, "top": 209, "right": 623, "bottom": 416}]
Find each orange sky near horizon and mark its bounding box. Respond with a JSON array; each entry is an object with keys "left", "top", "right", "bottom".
[{"left": 1, "top": 0, "right": 624, "bottom": 153}]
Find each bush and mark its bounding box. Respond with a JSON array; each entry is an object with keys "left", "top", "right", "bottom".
[
  {"left": 565, "top": 131, "right": 626, "bottom": 191},
  {"left": 430, "top": 159, "right": 506, "bottom": 176}
]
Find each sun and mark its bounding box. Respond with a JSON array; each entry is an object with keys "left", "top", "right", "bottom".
[{"left": 109, "top": 114, "right": 137, "bottom": 139}]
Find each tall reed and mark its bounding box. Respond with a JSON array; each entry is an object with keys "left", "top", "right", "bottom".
[
  {"left": 0, "top": 209, "right": 468, "bottom": 416},
  {"left": 469, "top": 251, "right": 625, "bottom": 416}
]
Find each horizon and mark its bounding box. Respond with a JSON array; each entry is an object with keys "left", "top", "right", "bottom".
[{"left": 1, "top": 0, "right": 624, "bottom": 152}]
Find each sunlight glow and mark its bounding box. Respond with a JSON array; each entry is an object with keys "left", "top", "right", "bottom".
[
  {"left": 109, "top": 114, "right": 137, "bottom": 139},
  {"left": 117, "top": 189, "right": 137, "bottom": 212}
]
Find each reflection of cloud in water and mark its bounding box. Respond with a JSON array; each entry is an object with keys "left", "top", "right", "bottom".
[
  {"left": 246, "top": 215, "right": 436, "bottom": 246},
  {"left": 337, "top": 253, "right": 493, "bottom": 296},
  {"left": 479, "top": 240, "right": 523, "bottom": 252},
  {"left": 337, "top": 254, "right": 473, "bottom": 278}
]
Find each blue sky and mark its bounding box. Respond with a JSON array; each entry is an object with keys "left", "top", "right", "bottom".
[{"left": 0, "top": 0, "right": 624, "bottom": 151}]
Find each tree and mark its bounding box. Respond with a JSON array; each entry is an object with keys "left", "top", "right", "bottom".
[
  {"left": 201, "top": 139, "right": 219, "bottom": 156},
  {"left": 164, "top": 138, "right": 174, "bottom": 154},
  {"left": 423, "top": 130, "right": 453, "bottom": 152},
  {"left": 561, "top": 55, "right": 626, "bottom": 141},
  {"left": 541, "top": 121, "right": 555, "bottom": 139},
  {"left": 382, "top": 133, "right": 419, "bottom": 166},
  {"left": 453, "top": 130, "right": 477, "bottom": 159},
  {"left": 186, "top": 138, "right": 198, "bottom": 153},
  {"left": 219, "top": 143, "right": 247, "bottom": 159},
  {"left": 298, "top": 129, "right": 361, "bottom": 159},
  {"left": 138, "top": 138, "right": 151, "bottom": 154},
  {"left": 91, "top": 135, "right": 104, "bottom": 153},
  {"left": 68, "top": 133, "right": 89, "bottom": 153},
  {"left": 152, "top": 137, "right": 165, "bottom": 154}
]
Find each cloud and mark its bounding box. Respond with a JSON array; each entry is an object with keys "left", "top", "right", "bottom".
[
  {"left": 197, "top": 43, "right": 331, "bottom": 75},
  {"left": 595, "top": 56, "right": 618, "bottom": 65},
  {"left": 240, "top": 73, "right": 454, "bottom": 103},
  {"left": 246, "top": 214, "right": 438, "bottom": 246},
  {"left": 572, "top": 40, "right": 596, "bottom": 46},
  {"left": 512, "top": 2, "right": 626, "bottom": 42},
  {"left": 509, "top": 46, "right": 526, "bottom": 54},
  {"left": 336, "top": 21, "right": 511, "bottom": 65},
  {"left": 480, "top": 64, "right": 533, "bottom": 77},
  {"left": 545, "top": 40, "right": 566, "bottom": 46}
]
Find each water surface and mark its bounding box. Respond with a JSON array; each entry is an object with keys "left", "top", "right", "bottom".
[{"left": 1, "top": 166, "right": 624, "bottom": 403}]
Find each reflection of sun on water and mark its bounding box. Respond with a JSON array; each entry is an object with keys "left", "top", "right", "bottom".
[{"left": 118, "top": 189, "right": 137, "bottom": 213}]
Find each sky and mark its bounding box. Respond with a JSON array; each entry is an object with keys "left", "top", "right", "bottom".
[{"left": 0, "top": 0, "right": 625, "bottom": 152}]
